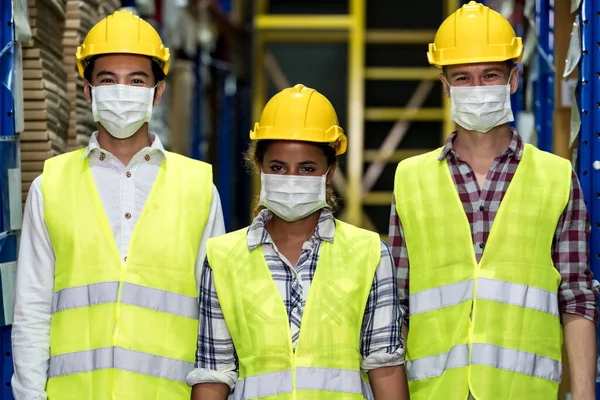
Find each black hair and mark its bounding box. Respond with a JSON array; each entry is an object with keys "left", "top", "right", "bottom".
[{"left": 83, "top": 55, "right": 166, "bottom": 84}]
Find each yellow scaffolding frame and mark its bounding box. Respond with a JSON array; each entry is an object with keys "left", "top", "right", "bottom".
[
  {"left": 251, "top": 0, "right": 459, "bottom": 228},
  {"left": 251, "top": 0, "right": 366, "bottom": 224}
]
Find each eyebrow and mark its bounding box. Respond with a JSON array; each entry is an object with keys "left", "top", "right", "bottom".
[
  {"left": 94, "top": 70, "right": 150, "bottom": 78},
  {"left": 128, "top": 71, "right": 151, "bottom": 78},
  {"left": 268, "top": 160, "right": 318, "bottom": 165},
  {"left": 482, "top": 67, "right": 504, "bottom": 74},
  {"left": 95, "top": 70, "right": 116, "bottom": 78},
  {"left": 449, "top": 67, "right": 504, "bottom": 78},
  {"left": 268, "top": 159, "right": 288, "bottom": 165}
]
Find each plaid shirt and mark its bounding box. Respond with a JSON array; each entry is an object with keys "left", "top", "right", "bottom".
[
  {"left": 186, "top": 209, "right": 404, "bottom": 389},
  {"left": 389, "top": 131, "right": 599, "bottom": 323}
]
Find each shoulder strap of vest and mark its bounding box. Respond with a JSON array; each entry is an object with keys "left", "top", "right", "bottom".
[
  {"left": 395, "top": 147, "right": 443, "bottom": 175},
  {"left": 206, "top": 227, "right": 250, "bottom": 269},
  {"left": 42, "top": 149, "right": 88, "bottom": 190},
  {"left": 333, "top": 219, "right": 381, "bottom": 261},
  {"left": 164, "top": 151, "right": 213, "bottom": 180},
  {"left": 334, "top": 219, "right": 379, "bottom": 243}
]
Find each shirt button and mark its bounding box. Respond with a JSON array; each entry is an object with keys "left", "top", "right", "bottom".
[
  {"left": 99, "top": 153, "right": 106, "bottom": 161},
  {"left": 125, "top": 213, "right": 132, "bottom": 219},
  {"left": 126, "top": 171, "right": 131, "bottom": 178},
  {"left": 479, "top": 242, "right": 485, "bottom": 249},
  {"left": 124, "top": 256, "right": 127, "bottom": 262},
  {"left": 466, "top": 172, "right": 472, "bottom": 178},
  {"left": 144, "top": 155, "right": 150, "bottom": 161},
  {"left": 479, "top": 205, "right": 485, "bottom": 211}
]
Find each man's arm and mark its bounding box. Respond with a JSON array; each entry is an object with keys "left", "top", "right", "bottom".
[
  {"left": 11, "top": 176, "right": 55, "bottom": 400},
  {"left": 187, "top": 258, "right": 238, "bottom": 400},
  {"left": 195, "top": 185, "right": 226, "bottom": 297},
  {"left": 388, "top": 195, "right": 410, "bottom": 340},
  {"left": 563, "top": 314, "right": 597, "bottom": 400},
  {"left": 555, "top": 170, "right": 599, "bottom": 400}
]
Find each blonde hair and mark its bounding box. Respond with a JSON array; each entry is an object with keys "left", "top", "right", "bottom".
[{"left": 243, "top": 140, "right": 339, "bottom": 217}]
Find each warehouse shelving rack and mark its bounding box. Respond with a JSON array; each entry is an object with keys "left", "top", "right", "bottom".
[
  {"left": 577, "top": 0, "right": 600, "bottom": 395},
  {"left": 0, "top": 0, "right": 21, "bottom": 397},
  {"left": 534, "top": 0, "right": 555, "bottom": 152}
]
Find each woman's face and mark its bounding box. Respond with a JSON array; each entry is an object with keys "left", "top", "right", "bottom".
[{"left": 261, "top": 141, "right": 335, "bottom": 182}]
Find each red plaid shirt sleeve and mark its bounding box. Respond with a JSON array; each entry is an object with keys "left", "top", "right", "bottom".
[
  {"left": 554, "top": 170, "right": 599, "bottom": 322},
  {"left": 389, "top": 195, "right": 410, "bottom": 322}
]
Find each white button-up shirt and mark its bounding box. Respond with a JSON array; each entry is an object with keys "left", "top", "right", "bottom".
[{"left": 11, "top": 133, "right": 225, "bottom": 400}]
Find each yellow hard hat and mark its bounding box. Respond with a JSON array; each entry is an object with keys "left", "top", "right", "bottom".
[
  {"left": 75, "top": 10, "right": 170, "bottom": 77},
  {"left": 250, "top": 84, "right": 347, "bottom": 155},
  {"left": 427, "top": 1, "right": 523, "bottom": 68}
]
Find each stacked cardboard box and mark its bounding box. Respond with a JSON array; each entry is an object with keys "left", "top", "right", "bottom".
[
  {"left": 63, "top": 0, "right": 80, "bottom": 151},
  {"left": 74, "top": 0, "right": 100, "bottom": 148},
  {"left": 99, "top": 0, "right": 121, "bottom": 18},
  {"left": 21, "top": 0, "right": 68, "bottom": 201}
]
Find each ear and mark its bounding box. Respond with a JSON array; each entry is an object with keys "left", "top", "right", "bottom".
[
  {"left": 509, "top": 65, "right": 519, "bottom": 95},
  {"left": 440, "top": 73, "right": 451, "bottom": 98},
  {"left": 153, "top": 80, "right": 167, "bottom": 105},
  {"left": 326, "top": 162, "right": 337, "bottom": 185},
  {"left": 83, "top": 80, "right": 92, "bottom": 104}
]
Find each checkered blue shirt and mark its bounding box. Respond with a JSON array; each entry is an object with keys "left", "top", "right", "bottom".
[{"left": 186, "top": 209, "right": 405, "bottom": 388}]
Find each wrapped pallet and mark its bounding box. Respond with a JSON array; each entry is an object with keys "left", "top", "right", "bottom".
[{"left": 21, "top": 0, "right": 68, "bottom": 203}]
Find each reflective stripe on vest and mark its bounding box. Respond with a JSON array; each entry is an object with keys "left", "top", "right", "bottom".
[
  {"left": 48, "top": 347, "right": 193, "bottom": 382},
  {"left": 52, "top": 282, "right": 198, "bottom": 319},
  {"left": 208, "top": 220, "right": 381, "bottom": 399},
  {"left": 409, "top": 278, "right": 559, "bottom": 317},
  {"left": 229, "top": 368, "right": 375, "bottom": 400},
  {"left": 394, "top": 144, "right": 571, "bottom": 399},
  {"left": 406, "top": 343, "right": 561, "bottom": 383}
]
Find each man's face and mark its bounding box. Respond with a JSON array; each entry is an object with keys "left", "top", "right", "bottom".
[
  {"left": 83, "top": 54, "right": 165, "bottom": 106},
  {"left": 441, "top": 61, "right": 518, "bottom": 97}
]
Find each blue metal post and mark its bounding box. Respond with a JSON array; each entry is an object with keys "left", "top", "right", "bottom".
[
  {"left": 578, "top": 0, "right": 600, "bottom": 394},
  {"left": 213, "top": 0, "right": 235, "bottom": 231},
  {"left": 190, "top": 48, "right": 203, "bottom": 160},
  {"left": 534, "top": 0, "right": 554, "bottom": 152},
  {"left": 216, "top": 72, "right": 235, "bottom": 231},
  {"left": 510, "top": 21, "right": 525, "bottom": 128},
  {"left": 0, "top": 0, "right": 17, "bottom": 397}
]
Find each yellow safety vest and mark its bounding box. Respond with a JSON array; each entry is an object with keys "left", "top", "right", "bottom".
[
  {"left": 207, "top": 219, "right": 381, "bottom": 400},
  {"left": 42, "top": 148, "right": 212, "bottom": 400},
  {"left": 394, "top": 143, "right": 571, "bottom": 399}
]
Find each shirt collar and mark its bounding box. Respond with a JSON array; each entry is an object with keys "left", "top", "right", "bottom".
[
  {"left": 82, "top": 131, "right": 168, "bottom": 159},
  {"left": 438, "top": 128, "right": 524, "bottom": 162},
  {"left": 246, "top": 208, "right": 336, "bottom": 251}
]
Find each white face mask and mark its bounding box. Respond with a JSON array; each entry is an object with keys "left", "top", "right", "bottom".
[
  {"left": 449, "top": 76, "right": 514, "bottom": 133},
  {"left": 258, "top": 172, "right": 329, "bottom": 222},
  {"left": 91, "top": 84, "right": 155, "bottom": 139}
]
